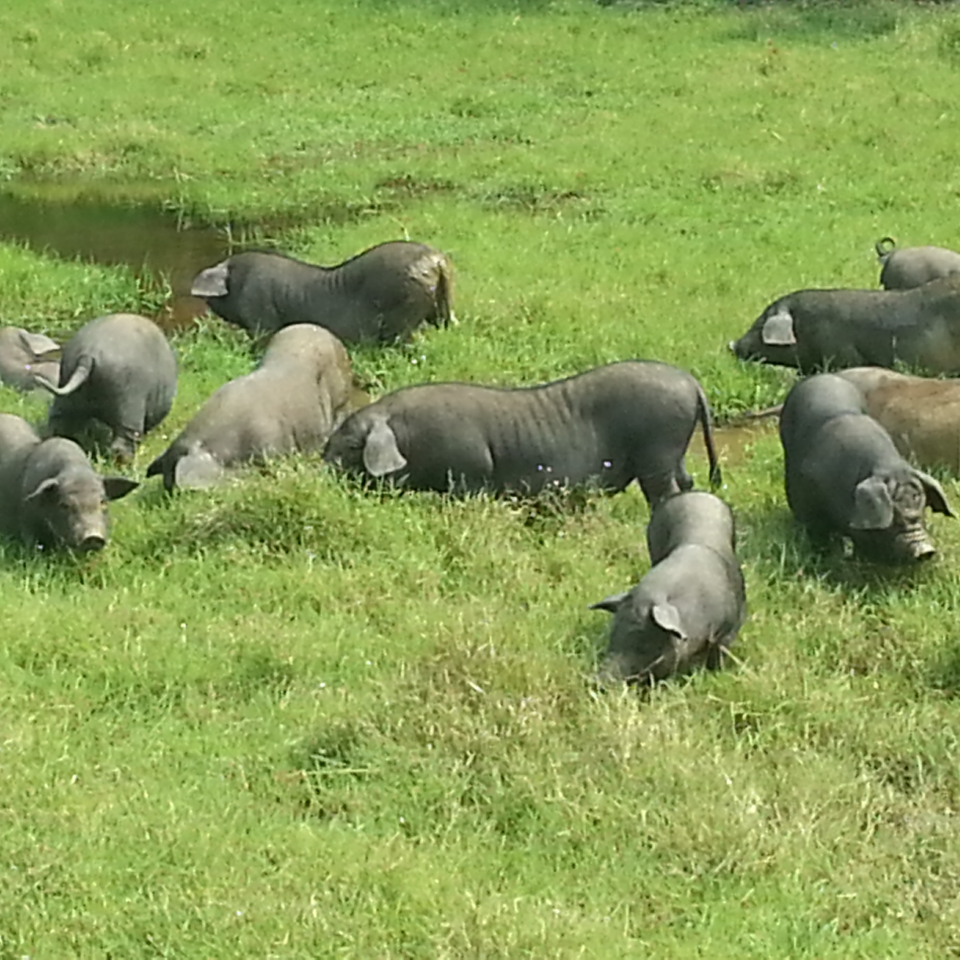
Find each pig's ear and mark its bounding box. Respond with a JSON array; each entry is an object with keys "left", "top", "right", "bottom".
[
  {"left": 362, "top": 419, "right": 407, "bottom": 477},
  {"left": 651, "top": 602, "right": 686, "bottom": 640},
  {"left": 191, "top": 261, "right": 230, "bottom": 298},
  {"left": 589, "top": 591, "right": 630, "bottom": 614},
  {"left": 761, "top": 309, "right": 796, "bottom": 346},
  {"left": 18, "top": 330, "right": 61, "bottom": 359},
  {"left": 915, "top": 470, "right": 955, "bottom": 518},
  {"left": 175, "top": 451, "right": 225, "bottom": 490},
  {"left": 24, "top": 477, "right": 59, "bottom": 502},
  {"left": 101, "top": 477, "right": 139, "bottom": 501},
  {"left": 850, "top": 476, "right": 894, "bottom": 530}
]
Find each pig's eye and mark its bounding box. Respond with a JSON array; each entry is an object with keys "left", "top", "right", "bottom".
[{"left": 896, "top": 484, "right": 922, "bottom": 511}]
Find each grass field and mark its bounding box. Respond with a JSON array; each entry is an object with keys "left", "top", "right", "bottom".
[{"left": 3, "top": 0, "right": 960, "bottom": 956}]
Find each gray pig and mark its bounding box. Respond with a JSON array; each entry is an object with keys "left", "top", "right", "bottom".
[
  {"left": 730, "top": 275, "right": 960, "bottom": 374},
  {"left": 0, "top": 413, "right": 138, "bottom": 551},
  {"left": 34, "top": 313, "right": 177, "bottom": 461},
  {"left": 322, "top": 360, "right": 721, "bottom": 506},
  {"left": 146, "top": 325, "right": 360, "bottom": 491},
  {"left": 191, "top": 241, "right": 454, "bottom": 343},
  {"left": 591, "top": 491, "right": 746, "bottom": 685},
  {"left": 779, "top": 373, "right": 953, "bottom": 563},
  {"left": 0, "top": 327, "right": 60, "bottom": 392},
  {"left": 876, "top": 237, "right": 960, "bottom": 290}
]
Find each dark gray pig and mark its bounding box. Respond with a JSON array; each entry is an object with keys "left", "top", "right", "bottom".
[
  {"left": 323, "top": 360, "right": 721, "bottom": 507},
  {"left": 779, "top": 373, "right": 953, "bottom": 563},
  {"left": 591, "top": 491, "right": 746, "bottom": 685},
  {"left": 191, "top": 241, "right": 454, "bottom": 343},
  {"left": 729, "top": 275, "right": 960, "bottom": 374},
  {"left": 0, "top": 327, "right": 61, "bottom": 392},
  {"left": 876, "top": 237, "right": 960, "bottom": 290},
  {"left": 34, "top": 313, "right": 177, "bottom": 461},
  {"left": 146, "top": 324, "right": 361, "bottom": 491},
  {"left": 0, "top": 413, "right": 138, "bottom": 551}
]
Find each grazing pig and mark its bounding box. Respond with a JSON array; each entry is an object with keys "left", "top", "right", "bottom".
[
  {"left": 34, "top": 313, "right": 177, "bottom": 461},
  {"left": 0, "top": 327, "right": 60, "bottom": 392},
  {"left": 0, "top": 413, "right": 138, "bottom": 551},
  {"left": 191, "top": 241, "right": 454, "bottom": 343},
  {"left": 146, "top": 325, "right": 360, "bottom": 491},
  {"left": 590, "top": 491, "right": 746, "bottom": 685},
  {"left": 729, "top": 275, "right": 960, "bottom": 374},
  {"left": 876, "top": 237, "right": 960, "bottom": 290},
  {"left": 834, "top": 366, "right": 960, "bottom": 475},
  {"left": 323, "top": 360, "right": 721, "bottom": 507},
  {"left": 779, "top": 373, "right": 953, "bottom": 563}
]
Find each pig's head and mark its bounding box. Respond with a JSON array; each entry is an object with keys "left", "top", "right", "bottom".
[
  {"left": 730, "top": 301, "right": 800, "bottom": 367},
  {"left": 591, "top": 593, "right": 700, "bottom": 687},
  {"left": 24, "top": 467, "right": 138, "bottom": 552},
  {"left": 848, "top": 467, "right": 954, "bottom": 563},
  {"left": 323, "top": 413, "right": 407, "bottom": 481}
]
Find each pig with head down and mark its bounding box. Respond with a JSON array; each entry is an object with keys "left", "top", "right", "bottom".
[
  {"left": 35, "top": 313, "right": 177, "bottom": 461},
  {"left": 591, "top": 491, "right": 747, "bottom": 686},
  {"left": 0, "top": 413, "right": 137, "bottom": 552},
  {"left": 146, "top": 324, "right": 360, "bottom": 491},
  {"left": 779, "top": 373, "right": 954, "bottom": 563}
]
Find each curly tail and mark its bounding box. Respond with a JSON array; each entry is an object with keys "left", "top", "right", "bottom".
[
  {"left": 33, "top": 354, "right": 93, "bottom": 397},
  {"left": 697, "top": 385, "right": 722, "bottom": 489},
  {"left": 875, "top": 236, "right": 897, "bottom": 261}
]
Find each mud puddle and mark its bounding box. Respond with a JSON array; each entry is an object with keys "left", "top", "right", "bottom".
[
  {"left": 689, "top": 419, "right": 779, "bottom": 469},
  {"left": 0, "top": 191, "right": 236, "bottom": 330}
]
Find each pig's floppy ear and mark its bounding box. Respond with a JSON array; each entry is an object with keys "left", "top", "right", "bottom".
[
  {"left": 18, "top": 330, "right": 60, "bottom": 359},
  {"left": 362, "top": 419, "right": 407, "bottom": 477},
  {"left": 915, "top": 469, "right": 955, "bottom": 517},
  {"left": 191, "top": 261, "right": 230, "bottom": 298},
  {"left": 101, "top": 477, "right": 139, "bottom": 501},
  {"left": 23, "top": 477, "right": 59, "bottom": 502},
  {"left": 850, "top": 476, "right": 894, "bottom": 529},
  {"left": 651, "top": 602, "right": 686, "bottom": 640},
  {"left": 761, "top": 309, "right": 796, "bottom": 346},
  {"left": 175, "top": 451, "right": 225, "bottom": 490}
]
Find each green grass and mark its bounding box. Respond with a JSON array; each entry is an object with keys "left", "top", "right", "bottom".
[{"left": 3, "top": 0, "right": 960, "bottom": 955}]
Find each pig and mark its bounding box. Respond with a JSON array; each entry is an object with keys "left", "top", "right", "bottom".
[
  {"left": 876, "top": 237, "right": 960, "bottom": 290},
  {"left": 834, "top": 367, "right": 960, "bottom": 475},
  {"left": 779, "top": 373, "right": 953, "bottom": 562},
  {"left": 191, "top": 241, "right": 454, "bottom": 343},
  {"left": 34, "top": 313, "right": 177, "bottom": 461},
  {"left": 591, "top": 491, "right": 746, "bottom": 685},
  {"left": 730, "top": 275, "right": 960, "bottom": 374},
  {"left": 323, "top": 360, "right": 721, "bottom": 507},
  {"left": 0, "top": 413, "right": 138, "bottom": 551},
  {"left": 146, "top": 325, "right": 360, "bottom": 491}
]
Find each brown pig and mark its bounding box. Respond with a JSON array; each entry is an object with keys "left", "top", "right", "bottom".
[{"left": 836, "top": 366, "right": 960, "bottom": 474}]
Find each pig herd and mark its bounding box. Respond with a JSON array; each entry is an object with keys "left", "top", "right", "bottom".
[{"left": 1, "top": 235, "right": 959, "bottom": 687}]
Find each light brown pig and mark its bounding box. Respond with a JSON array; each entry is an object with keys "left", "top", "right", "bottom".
[{"left": 836, "top": 366, "right": 960, "bottom": 474}]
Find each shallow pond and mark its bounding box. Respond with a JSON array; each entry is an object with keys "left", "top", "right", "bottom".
[{"left": 0, "top": 191, "right": 232, "bottom": 329}]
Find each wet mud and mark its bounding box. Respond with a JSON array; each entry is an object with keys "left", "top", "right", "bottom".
[{"left": 689, "top": 420, "right": 779, "bottom": 470}]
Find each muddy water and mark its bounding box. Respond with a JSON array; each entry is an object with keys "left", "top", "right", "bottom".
[
  {"left": 0, "top": 192, "right": 232, "bottom": 330},
  {"left": 689, "top": 420, "right": 779, "bottom": 470}
]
